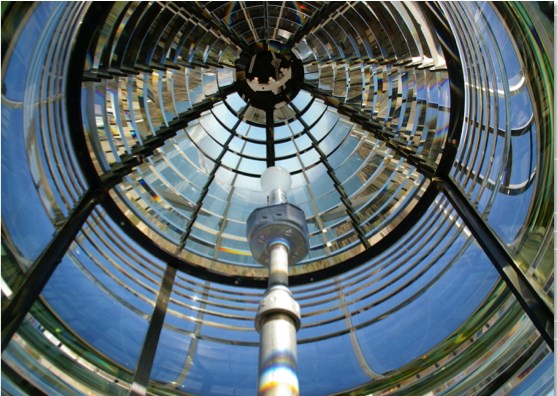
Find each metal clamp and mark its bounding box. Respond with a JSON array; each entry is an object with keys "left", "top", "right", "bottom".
[{"left": 255, "top": 285, "right": 301, "bottom": 331}]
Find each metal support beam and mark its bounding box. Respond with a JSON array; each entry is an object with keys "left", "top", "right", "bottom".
[
  {"left": 288, "top": 101, "right": 370, "bottom": 248},
  {"left": 301, "top": 83, "right": 437, "bottom": 178},
  {"left": 419, "top": 2, "right": 465, "bottom": 173},
  {"left": 263, "top": 1, "right": 269, "bottom": 43},
  {"left": 433, "top": 177, "right": 554, "bottom": 350},
  {"left": 265, "top": 108, "right": 276, "bottom": 168},
  {"left": 113, "top": 83, "right": 238, "bottom": 175},
  {"left": 182, "top": 2, "right": 252, "bottom": 55},
  {"left": 129, "top": 265, "right": 177, "bottom": 396},
  {"left": 2, "top": 189, "right": 101, "bottom": 350},
  {"left": 175, "top": 102, "right": 250, "bottom": 252},
  {"left": 283, "top": 2, "right": 343, "bottom": 52}
]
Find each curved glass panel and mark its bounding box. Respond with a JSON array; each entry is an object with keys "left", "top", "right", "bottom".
[
  {"left": 445, "top": 2, "right": 553, "bottom": 309},
  {"left": 1, "top": 2, "right": 553, "bottom": 396},
  {"left": 40, "top": 206, "right": 164, "bottom": 372},
  {"left": 1, "top": 2, "right": 88, "bottom": 268}
]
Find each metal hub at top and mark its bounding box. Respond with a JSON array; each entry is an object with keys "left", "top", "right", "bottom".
[{"left": 236, "top": 41, "right": 304, "bottom": 111}]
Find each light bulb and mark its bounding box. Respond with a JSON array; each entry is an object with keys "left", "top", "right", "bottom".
[
  {"left": 261, "top": 167, "right": 291, "bottom": 194},
  {"left": 261, "top": 166, "right": 291, "bottom": 205}
]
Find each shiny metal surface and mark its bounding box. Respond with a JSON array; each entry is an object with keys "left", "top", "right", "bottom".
[{"left": 256, "top": 243, "right": 301, "bottom": 396}]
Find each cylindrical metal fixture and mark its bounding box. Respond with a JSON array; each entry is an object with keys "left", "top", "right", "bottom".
[
  {"left": 258, "top": 312, "right": 299, "bottom": 396},
  {"left": 268, "top": 242, "right": 289, "bottom": 287},
  {"left": 268, "top": 188, "right": 288, "bottom": 206},
  {"left": 256, "top": 243, "right": 301, "bottom": 396},
  {"left": 246, "top": 166, "right": 308, "bottom": 396}
]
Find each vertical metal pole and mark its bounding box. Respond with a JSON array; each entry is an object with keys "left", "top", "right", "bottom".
[
  {"left": 257, "top": 243, "right": 300, "bottom": 396},
  {"left": 248, "top": 167, "right": 308, "bottom": 396},
  {"left": 268, "top": 243, "right": 290, "bottom": 287}
]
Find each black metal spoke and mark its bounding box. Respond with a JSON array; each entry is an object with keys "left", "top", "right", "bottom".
[
  {"left": 301, "top": 83, "right": 438, "bottom": 178},
  {"left": 1, "top": 184, "right": 120, "bottom": 350},
  {"left": 175, "top": 102, "right": 251, "bottom": 253},
  {"left": 182, "top": 2, "right": 252, "bottom": 55},
  {"left": 129, "top": 265, "right": 177, "bottom": 396},
  {"left": 265, "top": 107, "right": 276, "bottom": 168},
  {"left": 419, "top": 2, "right": 465, "bottom": 175},
  {"left": 434, "top": 176, "right": 554, "bottom": 351},
  {"left": 289, "top": 101, "right": 370, "bottom": 249},
  {"left": 111, "top": 83, "right": 238, "bottom": 175},
  {"left": 283, "top": 2, "right": 343, "bottom": 52},
  {"left": 263, "top": 1, "right": 269, "bottom": 43}
]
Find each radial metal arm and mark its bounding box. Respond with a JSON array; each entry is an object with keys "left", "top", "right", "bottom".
[{"left": 434, "top": 177, "right": 554, "bottom": 350}]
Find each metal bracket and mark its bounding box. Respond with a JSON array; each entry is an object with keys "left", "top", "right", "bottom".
[
  {"left": 246, "top": 203, "right": 309, "bottom": 265},
  {"left": 255, "top": 285, "right": 301, "bottom": 331}
]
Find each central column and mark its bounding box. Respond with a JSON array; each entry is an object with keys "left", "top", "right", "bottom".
[{"left": 247, "top": 167, "right": 309, "bottom": 396}]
